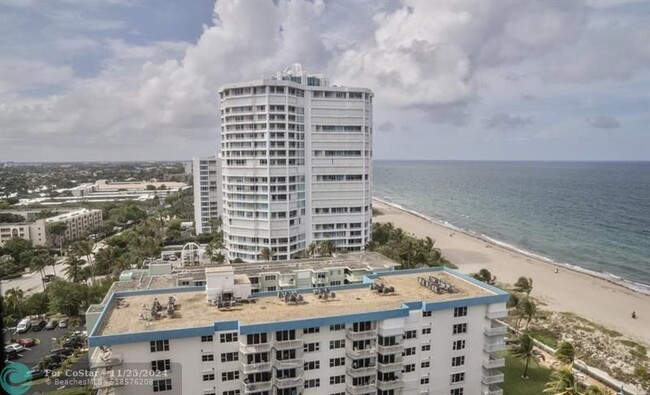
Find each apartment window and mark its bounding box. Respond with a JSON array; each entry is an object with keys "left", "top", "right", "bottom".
[
  {"left": 150, "top": 340, "right": 169, "bottom": 352},
  {"left": 453, "top": 323, "right": 467, "bottom": 335},
  {"left": 223, "top": 391, "right": 240, "bottom": 395},
  {"left": 451, "top": 389, "right": 464, "bottom": 395},
  {"left": 330, "top": 357, "right": 345, "bottom": 367},
  {"left": 422, "top": 344, "right": 431, "bottom": 351},
  {"left": 329, "top": 339, "right": 345, "bottom": 350},
  {"left": 304, "top": 360, "right": 320, "bottom": 371},
  {"left": 452, "top": 356, "right": 466, "bottom": 367},
  {"left": 201, "top": 335, "right": 213, "bottom": 342},
  {"left": 453, "top": 340, "right": 466, "bottom": 350},
  {"left": 330, "top": 375, "right": 345, "bottom": 385},
  {"left": 421, "top": 377, "right": 430, "bottom": 385},
  {"left": 404, "top": 347, "right": 416, "bottom": 356},
  {"left": 267, "top": 286, "right": 277, "bottom": 291},
  {"left": 203, "top": 373, "right": 215, "bottom": 381},
  {"left": 304, "top": 379, "right": 320, "bottom": 388},
  {"left": 454, "top": 306, "right": 468, "bottom": 317},
  {"left": 221, "top": 371, "right": 239, "bottom": 381},
  {"left": 153, "top": 378, "right": 172, "bottom": 392},
  {"left": 151, "top": 359, "right": 170, "bottom": 372},
  {"left": 422, "top": 328, "right": 431, "bottom": 335},
  {"left": 304, "top": 342, "right": 320, "bottom": 352},
  {"left": 221, "top": 352, "right": 238, "bottom": 362},
  {"left": 220, "top": 333, "right": 238, "bottom": 343},
  {"left": 405, "top": 330, "right": 417, "bottom": 339},
  {"left": 329, "top": 324, "right": 345, "bottom": 331},
  {"left": 421, "top": 361, "right": 430, "bottom": 368},
  {"left": 202, "top": 354, "right": 214, "bottom": 362},
  {"left": 246, "top": 333, "right": 268, "bottom": 344},
  {"left": 404, "top": 364, "right": 416, "bottom": 373},
  {"left": 422, "top": 311, "right": 432, "bottom": 317},
  {"left": 303, "top": 327, "right": 320, "bottom": 334},
  {"left": 264, "top": 275, "right": 276, "bottom": 281},
  {"left": 451, "top": 372, "right": 465, "bottom": 384}
]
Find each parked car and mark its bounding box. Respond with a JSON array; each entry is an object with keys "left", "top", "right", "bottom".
[
  {"left": 44, "top": 353, "right": 65, "bottom": 364},
  {"left": 28, "top": 369, "right": 45, "bottom": 380},
  {"left": 5, "top": 343, "right": 25, "bottom": 353},
  {"left": 16, "top": 318, "right": 31, "bottom": 333},
  {"left": 4, "top": 349, "right": 18, "bottom": 361},
  {"left": 31, "top": 319, "right": 47, "bottom": 332},
  {"left": 51, "top": 347, "right": 74, "bottom": 356},
  {"left": 45, "top": 320, "right": 58, "bottom": 330},
  {"left": 17, "top": 338, "right": 35, "bottom": 347},
  {"left": 58, "top": 319, "right": 68, "bottom": 329}
]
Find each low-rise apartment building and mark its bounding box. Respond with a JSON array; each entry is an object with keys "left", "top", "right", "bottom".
[
  {"left": 87, "top": 262, "right": 508, "bottom": 395},
  {"left": 0, "top": 208, "right": 102, "bottom": 246}
]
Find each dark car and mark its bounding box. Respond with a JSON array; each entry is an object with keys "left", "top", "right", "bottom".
[
  {"left": 51, "top": 347, "right": 74, "bottom": 356},
  {"left": 31, "top": 319, "right": 47, "bottom": 332},
  {"left": 4, "top": 349, "right": 18, "bottom": 361},
  {"left": 45, "top": 320, "right": 58, "bottom": 330},
  {"left": 28, "top": 369, "right": 45, "bottom": 380}
]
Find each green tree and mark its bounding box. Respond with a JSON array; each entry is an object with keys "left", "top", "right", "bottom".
[
  {"left": 543, "top": 366, "right": 581, "bottom": 395},
  {"left": 30, "top": 254, "right": 48, "bottom": 290},
  {"left": 518, "top": 297, "right": 538, "bottom": 329},
  {"left": 473, "top": 268, "right": 496, "bottom": 284},
  {"left": 555, "top": 341, "right": 577, "bottom": 366},
  {"left": 583, "top": 385, "right": 611, "bottom": 395},
  {"left": 47, "top": 221, "right": 68, "bottom": 255},
  {"left": 146, "top": 184, "right": 156, "bottom": 190},
  {"left": 510, "top": 332, "right": 536, "bottom": 379},
  {"left": 514, "top": 276, "right": 534, "bottom": 295},
  {"left": 71, "top": 240, "right": 95, "bottom": 283},
  {"left": 318, "top": 240, "right": 336, "bottom": 257},
  {"left": 3, "top": 287, "right": 24, "bottom": 318},
  {"left": 166, "top": 218, "right": 182, "bottom": 241},
  {"left": 0, "top": 254, "right": 19, "bottom": 278},
  {"left": 47, "top": 279, "right": 87, "bottom": 316},
  {"left": 259, "top": 247, "right": 274, "bottom": 261},
  {"left": 1, "top": 237, "right": 32, "bottom": 263},
  {"left": 63, "top": 254, "right": 86, "bottom": 283},
  {"left": 306, "top": 242, "right": 318, "bottom": 258},
  {"left": 205, "top": 239, "right": 225, "bottom": 263},
  {"left": 94, "top": 246, "right": 118, "bottom": 275}
]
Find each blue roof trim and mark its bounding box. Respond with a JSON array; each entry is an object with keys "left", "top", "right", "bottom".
[
  {"left": 239, "top": 308, "right": 409, "bottom": 335},
  {"left": 423, "top": 294, "right": 509, "bottom": 312},
  {"left": 89, "top": 325, "right": 214, "bottom": 347},
  {"left": 402, "top": 301, "right": 423, "bottom": 310},
  {"left": 114, "top": 285, "right": 204, "bottom": 298},
  {"left": 214, "top": 321, "right": 239, "bottom": 332}
]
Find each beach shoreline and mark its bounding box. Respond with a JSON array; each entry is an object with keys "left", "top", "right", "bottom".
[{"left": 372, "top": 197, "right": 650, "bottom": 346}]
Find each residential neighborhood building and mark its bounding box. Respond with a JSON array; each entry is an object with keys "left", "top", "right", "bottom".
[
  {"left": 193, "top": 155, "right": 221, "bottom": 234},
  {"left": 0, "top": 208, "right": 102, "bottom": 246}
]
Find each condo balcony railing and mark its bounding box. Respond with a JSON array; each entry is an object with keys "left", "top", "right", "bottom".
[
  {"left": 377, "top": 379, "right": 404, "bottom": 391},
  {"left": 273, "top": 338, "right": 304, "bottom": 351},
  {"left": 484, "top": 325, "right": 508, "bottom": 336},
  {"left": 484, "top": 342, "right": 507, "bottom": 353},
  {"left": 482, "top": 385, "right": 504, "bottom": 395},
  {"left": 273, "top": 374, "right": 304, "bottom": 389},
  {"left": 272, "top": 357, "right": 304, "bottom": 369},
  {"left": 346, "top": 347, "right": 378, "bottom": 359},
  {"left": 90, "top": 352, "right": 123, "bottom": 369},
  {"left": 482, "top": 371, "right": 505, "bottom": 385},
  {"left": 92, "top": 370, "right": 125, "bottom": 389},
  {"left": 485, "top": 310, "right": 508, "bottom": 320},
  {"left": 377, "top": 361, "right": 404, "bottom": 372},
  {"left": 346, "top": 365, "right": 377, "bottom": 377},
  {"left": 346, "top": 382, "right": 377, "bottom": 395},
  {"left": 239, "top": 342, "right": 272, "bottom": 354},
  {"left": 312, "top": 277, "right": 328, "bottom": 284},
  {"left": 377, "top": 343, "right": 404, "bottom": 354},
  {"left": 242, "top": 381, "right": 273, "bottom": 394},
  {"left": 346, "top": 328, "right": 377, "bottom": 341},
  {"left": 483, "top": 357, "right": 506, "bottom": 370},
  {"left": 240, "top": 361, "right": 272, "bottom": 374}
]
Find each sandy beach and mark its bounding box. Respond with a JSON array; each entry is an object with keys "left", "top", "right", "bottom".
[{"left": 373, "top": 199, "right": 650, "bottom": 346}]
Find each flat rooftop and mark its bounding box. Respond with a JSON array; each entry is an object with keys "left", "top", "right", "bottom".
[{"left": 98, "top": 270, "right": 493, "bottom": 336}]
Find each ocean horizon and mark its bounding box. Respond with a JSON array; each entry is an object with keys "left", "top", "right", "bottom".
[{"left": 372, "top": 160, "right": 650, "bottom": 292}]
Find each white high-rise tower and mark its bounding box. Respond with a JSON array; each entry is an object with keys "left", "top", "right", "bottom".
[{"left": 219, "top": 64, "right": 373, "bottom": 261}]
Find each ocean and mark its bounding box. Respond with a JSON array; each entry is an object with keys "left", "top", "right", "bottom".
[{"left": 372, "top": 161, "right": 650, "bottom": 293}]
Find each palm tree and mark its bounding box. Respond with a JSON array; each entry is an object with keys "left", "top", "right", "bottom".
[
  {"left": 318, "top": 240, "right": 336, "bottom": 257},
  {"left": 4, "top": 287, "right": 24, "bottom": 318},
  {"left": 515, "top": 297, "right": 538, "bottom": 330},
  {"left": 474, "top": 268, "right": 496, "bottom": 284},
  {"left": 63, "top": 254, "right": 85, "bottom": 283},
  {"left": 71, "top": 240, "right": 95, "bottom": 283},
  {"left": 259, "top": 247, "right": 274, "bottom": 261},
  {"left": 514, "top": 276, "right": 534, "bottom": 295},
  {"left": 47, "top": 221, "right": 68, "bottom": 256},
  {"left": 30, "top": 254, "right": 48, "bottom": 290},
  {"left": 543, "top": 366, "right": 581, "bottom": 394},
  {"left": 94, "top": 246, "right": 117, "bottom": 275},
  {"left": 583, "top": 385, "right": 611, "bottom": 395},
  {"left": 205, "top": 239, "right": 225, "bottom": 263},
  {"left": 45, "top": 254, "right": 57, "bottom": 276},
  {"left": 555, "top": 341, "right": 576, "bottom": 366},
  {"left": 510, "top": 332, "right": 536, "bottom": 379},
  {"left": 306, "top": 242, "right": 318, "bottom": 258}
]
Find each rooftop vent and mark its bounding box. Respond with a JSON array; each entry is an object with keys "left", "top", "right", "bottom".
[
  {"left": 279, "top": 290, "right": 305, "bottom": 304},
  {"left": 370, "top": 282, "right": 395, "bottom": 295},
  {"left": 314, "top": 287, "right": 336, "bottom": 301},
  {"left": 418, "top": 275, "right": 457, "bottom": 294}
]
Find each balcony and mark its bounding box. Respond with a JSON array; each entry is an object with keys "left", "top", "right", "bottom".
[
  {"left": 346, "top": 382, "right": 376, "bottom": 395},
  {"left": 483, "top": 385, "right": 504, "bottom": 395},
  {"left": 242, "top": 381, "right": 273, "bottom": 394},
  {"left": 377, "top": 361, "right": 403, "bottom": 373},
  {"left": 346, "top": 328, "right": 377, "bottom": 341},
  {"left": 346, "top": 347, "right": 377, "bottom": 359},
  {"left": 482, "top": 371, "right": 505, "bottom": 385},
  {"left": 239, "top": 342, "right": 272, "bottom": 354},
  {"left": 484, "top": 326, "right": 507, "bottom": 337},
  {"left": 483, "top": 357, "right": 506, "bottom": 369},
  {"left": 347, "top": 365, "right": 376, "bottom": 377},
  {"left": 92, "top": 370, "right": 125, "bottom": 389},
  {"left": 345, "top": 273, "right": 366, "bottom": 283},
  {"left": 90, "top": 352, "right": 123, "bottom": 369},
  {"left": 377, "top": 344, "right": 404, "bottom": 354},
  {"left": 273, "top": 339, "right": 303, "bottom": 351},
  {"left": 312, "top": 276, "right": 328, "bottom": 284},
  {"left": 484, "top": 342, "right": 507, "bottom": 353},
  {"left": 377, "top": 380, "right": 404, "bottom": 391},
  {"left": 273, "top": 374, "right": 303, "bottom": 389},
  {"left": 273, "top": 357, "right": 303, "bottom": 369},
  {"left": 486, "top": 310, "right": 508, "bottom": 320},
  {"left": 240, "top": 361, "right": 271, "bottom": 374}
]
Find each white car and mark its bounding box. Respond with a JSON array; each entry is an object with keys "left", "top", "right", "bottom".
[{"left": 4, "top": 343, "right": 25, "bottom": 353}]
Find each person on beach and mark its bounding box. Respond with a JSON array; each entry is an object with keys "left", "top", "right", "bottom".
[
  {"left": 554, "top": 268, "right": 559, "bottom": 274},
  {"left": 632, "top": 311, "right": 636, "bottom": 319}
]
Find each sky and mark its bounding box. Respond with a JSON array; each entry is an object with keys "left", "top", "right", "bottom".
[{"left": 0, "top": 0, "right": 649, "bottom": 162}]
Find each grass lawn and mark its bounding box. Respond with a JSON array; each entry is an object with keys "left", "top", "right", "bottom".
[{"left": 503, "top": 353, "right": 553, "bottom": 395}]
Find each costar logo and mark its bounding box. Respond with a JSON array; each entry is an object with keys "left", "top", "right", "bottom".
[{"left": 0, "top": 362, "right": 32, "bottom": 395}]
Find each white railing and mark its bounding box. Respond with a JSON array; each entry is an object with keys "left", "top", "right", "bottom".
[
  {"left": 240, "top": 361, "right": 271, "bottom": 374},
  {"left": 273, "top": 374, "right": 304, "bottom": 388},
  {"left": 482, "top": 372, "right": 505, "bottom": 385},
  {"left": 484, "top": 342, "right": 507, "bottom": 353},
  {"left": 484, "top": 326, "right": 507, "bottom": 336},
  {"left": 273, "top": 339, "right": 303, "bottom": 350},
  {"left": 346, "top": 382, "right": 376, "bottom": 395},
  {"left": 346, "top": 328, "right": 377, "bottom": 340},
  {"left": 377, "top": 344, "right": 404, "bottom": 354},
  {"left": 346, "top": 365, "right": 377, "bottom": 377},
  {"left": 90, "top": 352, "right": 123, "bottom": 369},
  {"left": 273, "top": 358, "right": 303, "bottom": 369},
  {"left": 482, "top": 385, "right": 504, "bottom": 395},
  {"left": 346, "top": 347, "right": 377, "bottom": 359},
  {"left": 239, "top": 342, "right": 272, "bottom": 354},
  {"left": 482, "top": 357, "right": 506, "bottom": 369},
  {"left": 242, "top": 381, "right": 273, "bottom": 394},
  {"left": 377, "top": 361, "right": 403, "bottom": 372},
  {"left": 486, "top": 310, "right": 508, "bottom": 320},
  {"left": 377, "top": 380, "right": 404, "bottom": 391}
]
